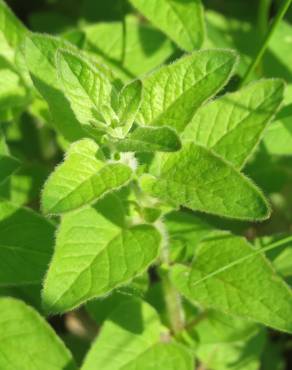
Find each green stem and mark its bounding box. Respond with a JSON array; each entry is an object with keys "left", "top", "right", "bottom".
[
  {"left": 161, "top": 267, "right": 185, "bottom": 335},
  {"left": 240, "top": 0, "right": 292, "bottom": 87},
  {"left": 159, "top": 222, "right": 185, "bottom": 335},
  {"left": 258, "top": 0, "right": 271, "bottom": 39}
]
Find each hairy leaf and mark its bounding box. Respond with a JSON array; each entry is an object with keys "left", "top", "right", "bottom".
[
  {"left": 117, "top": 79, "right": 142, "bottom": 134},
  {"left": 137, "top": 50, "right": 237, "bottom": 132},
  {"left": 115, "top": 126, "right": 181, "bottom": 153},
  {"left": 42, "top": 195, "right": 161, "bottom": 313},
  {"left": 24, "top": 34, "right": 88, "bottom": 141},
  {"left": 42, "top": 139, "right": 132, "bottom": 215},
  {"left": 0, "top": 154, "right": 19, "bottom": 184},
  {"left": 0, "top": 199, "right": 55, "bottom": 286},
  {"left": 183, "top": 79, "right": 284, "bottom": 168},
  {"left": 129, "top": 0, "right": 204, "bottom": 51},
  {"left": 0, "top": 297, "right": 76, "bottom": 370},
  {"left": 171, "top": 234, "right": 292, "bottom": 333},
  {"left": 0, "top": 0, "right": 27, "bottom": 63},
  {"left": 82, "top": 299, "right": 193, "bottom": 370},
  {"left": 141, "top": 142, "right": 269, "bottom": 221},
  {"left": 56, "top": 48, "right": 118, "bottom": 135}
]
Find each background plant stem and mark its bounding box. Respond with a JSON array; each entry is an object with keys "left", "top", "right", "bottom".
[{"left": 240, "top": 0, "right": 292, "bottom": 87}]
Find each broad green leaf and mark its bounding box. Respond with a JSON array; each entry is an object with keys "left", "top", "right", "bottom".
[
  {"left": 0, "top": 297, "right": 76, "bottom": 370},
  {"left": 197, "top": 330, "right": 266, "bottom": 370},
  {"left": 0, "top": 68, "right": 28, "bottom": 112},
  {"left": 83, "top": 16, "right": 174, "bottom": 80},
  {"left": 117, "top": 79, "right": 142, "bottom": 134},
  {"left": 42, "top": 195, "right": 161, "bottom": 313},
  {"left": 0, "top": 154, "right": 19, "bottom": 184},
  {"left": 129, "top": 0, "right": 204, "bottom": 51},
  {"left": 115, "top": 126, "right": 181, "bottom": 153},
  {"left": 42, "top": 139, "right": 133, "bottom": 215},
  {"left": 164, "top": 210, "right": 213, "bottom": 261},
  {"left": 82, "top": 299, "right": 193, "bottom": 370},
  {"left": 0, "top": 0, "right": 27, "bottom": 63},
  {"left": 183, "top": 79, "right": 284, "bottom": 168},
  {"left": 24, "top": 34, "right": 87, "bottom": 142},
  {"left": 171, "top": 234, "right": 292, "bottom": 333},
  {"left": 56, "top": 48, "right": 118, "bottom": 136},
  {"left": 137, "top": 50, "right": 238, "bottom": 132},
  {"left": 263, "top": 104, "right": 292, "bottom": 155},
  {"left": 0, "top": 199, "right": 55, "bottom": 286},
  {"left": 140, "top": 142, "right": 270, "bottom": 221}
]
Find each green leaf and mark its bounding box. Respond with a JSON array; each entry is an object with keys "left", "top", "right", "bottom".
[
  {"left": 0, "top": 0, "right": 27, "bottom": 64},
  {"left": 0, "top": 154, "right": 19, "bottom": 184},
  {"left": 0, "top": 68, "right": 28, "bottom": 112},
  {"left": 140, "top": 142, "right": 270, "bottom": 221},
  {"left": 0, "top": 199, "right": 55, "bottom": 286},
  {"left": 0, "top": 297, "right": 76, "bottom": 370},
  {"left": 129, "top": 0, "right": 204, "bottom": 51},
  {"left": 42, "top": 195, "right": 161, "bottom": 313},
  {"left": 82, "top": 299, "right": 193, "bottom": 370},
  {"left": 115, "top": 126, "right": 181, "bottom": 153},
  {"left": 24, "top": 34, "right": 87, "bottom": 142},
  {"left": 83, "top": 15, "right": 174, "bottom": 80},
  {"left": 42, "top": 139, "right": 133, "bottom": 215},
  {"left": 117, "top": 79, "right": 142, "bottom": 134},
  {"left": 56, "top": 48, "right": 118, "bottom": 136},
  {"left": 183, "top": 79, "right": 284, "bottom": 168},
  {"left": 171, "top": 233, "right": 292, "bottom": 333},
  {"left": 137, "top": 50, "right": 238, "bottom": 132}
]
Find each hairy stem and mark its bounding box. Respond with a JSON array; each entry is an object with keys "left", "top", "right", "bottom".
[
  {"left": 240, "top": 0, "right": 292, "bottom": 87},
  {"left": 159, "top": 222, "right": 185, "bottom": 335}
]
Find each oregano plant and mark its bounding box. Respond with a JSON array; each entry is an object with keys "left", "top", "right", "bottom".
[{"left": 1, "top": 0, "right": 292, "bottom": 368}]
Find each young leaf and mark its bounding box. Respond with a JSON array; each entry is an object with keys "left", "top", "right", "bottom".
[
  {"left": 0, "top": 154, "right": 19, "bottom": 184},
  {"left": 115, "top": 126, "right": 181, "bottom": 153},
  {"left": 24, "top": 34, "right": 87, "bottom": 142},
  {"left": 183, "top": 79, "right": 285, "bottom": 168},
  {"left": 0, "top": 0, "right": 27, "bottom": 63},
  {"left": 117, "top": 79, "right": 142, "bottom": 133},
  {"left": 137, "top": 50, "right": 238, "bottom": 132},
  {"left": 171, "top": 233, "right": 292, "bottom": 333},
  {"left": 42, "top": 139, "right": 132, "bottom": 215},
  {"left": 0, "top": 199, "right": 55, "bottom": 286},
  {"left": 0, "top": 297, "right": 76, "bottom": 370},
  {"left": 140, "top": 142, "right": 270, "bottom": 221},
  {"left": 82, "top": 299, "right": 193, "bottom": 370},
  {"left": 56, "top": 48, "right": 118, "bottom": 134},
  {"left": 42, "top": 195, "right": 161, "bottom": 313},
  {"left": 129, "top": 0, "right": 205, "bottom": 51}
]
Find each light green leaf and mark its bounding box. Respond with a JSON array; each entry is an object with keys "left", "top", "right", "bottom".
[
  {"left": 117, "top": 79, "right": 142, "bottom": 134},
  {"left": 171, "top": 233, "right": 292, "bottom": 333},
  {"left": 42, "top": 195, "right": 161, "bottom": 313},
  {"left": 0, "top": 297, "right": 76, "bottom": 370},
  {"left": 82, "top": 299, "right": 193, "bottom": 370},
  {"left": 0, "top": 199, "right": 55, "bottom": 287},
  {"left": 0, "top": 0, "right": 27, "bottom": 63},
  {"left": 164, "top": 210, "right": 213, "bottom": 261},
  {"left": 42, "top": 139, "right": 133, "bottom": 215},
  {"left": 83, "top": 15, "right": 174, "bottom": 80},
  {"left": 140, "top": 142, "right": 269, "bottom": 221},
  {"left": 129, "top": 0, "right": 204, "bottom": 51},
  {"left": 137, "top": 50, "right": 237, "bottom": 132},
  {"left": 0, "top": 68, "right": 28, "bottom": 112},
  {"left": 0, "top": 154, "right": 19, "bottom": 184},
  {"left": 183, "top": 79, "right": 284, "bottom": 168},
  {"left": 115, "top": 126, "right": 181, "bottom": 153},
  {"left": 24, "top": 34, "right": 87, "bottom": 142},
  {"left": 56, "top": 48, "right": 118, "bottom": 136}
]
